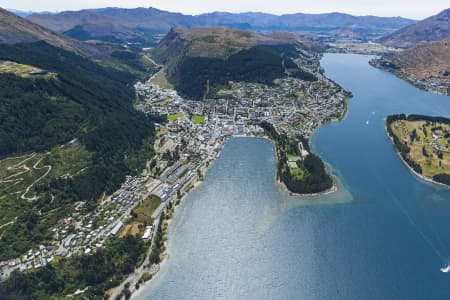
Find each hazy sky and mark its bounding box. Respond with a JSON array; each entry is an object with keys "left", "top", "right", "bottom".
[{"left": 3, "top": 0, "right": 450, "bottom": 19}]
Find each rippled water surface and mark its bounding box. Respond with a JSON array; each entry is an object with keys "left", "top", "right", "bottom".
[{"left": 137, "top": 54, "right": 450, "bottom": 300}]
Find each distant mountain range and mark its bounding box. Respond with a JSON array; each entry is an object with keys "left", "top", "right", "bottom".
[
  {"left": 372, "top": 8, "right": 450, "bottom": 96},
  {"left": 26, "top": 7, "right": 416, "bottom": 45},
  {"left": 380, "top": 8, "right": 450, "bottom": 48},
  {"left": 8, "top": 9, "right": 54, "bottom": 18},
  {"left": 0, "top": 8, "right": 112, "bottom": 59},
  {"left": 376, "top": 37, "right": 450, "bottom": 78},
  {"left": 372, "top": 37, "right": 450, "bottom": 95},
  {"left": 8, "top": 9, "right": 33, "bottom": 17}
]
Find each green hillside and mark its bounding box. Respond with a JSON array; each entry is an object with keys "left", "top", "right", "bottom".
[
  {"left": 164, "top": 44, "right": 317, "bottom": 100},
  {"left": 0, "top": 41, "right": 162, "bottom": 260}
]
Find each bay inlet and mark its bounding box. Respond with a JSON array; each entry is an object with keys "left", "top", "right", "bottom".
[{"left": 136, "top": 54, "right": 450, "bottom": 299}]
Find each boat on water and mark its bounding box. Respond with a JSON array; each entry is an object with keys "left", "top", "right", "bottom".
[{"left": 440, "top": 265, "right": 450, "bottom": 273}]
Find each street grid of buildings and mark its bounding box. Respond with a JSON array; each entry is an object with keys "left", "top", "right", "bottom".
[{"left": 1, "top": 59, "right": 348, "bottom": 287}]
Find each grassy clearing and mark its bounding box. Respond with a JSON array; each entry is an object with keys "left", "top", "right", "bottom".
[
  {"left": 134, "top": 195, "right": 161, "bottom": 223},
  {"left": 0, "top": 60, "right": 55, "bottom": 79},
  {"left": 191, "top": 114, "right": 206, "bottom": 124},
  {"left": 286, "top": 154, "right": 304, "bottom": 181},
  {"left": 152, "top": 97, "right": 172, "bottom": 107},
  {"left": 121, "top": 195, "right": 161, "bottom": 237},
  {"left": 390, "top": 120, "right": 450, "bottom": 177},
  {"left": 287, "top": 154, "right": 301, "bottom": 162},
  {"left": 101, "top": 53, "right": 159, "bottom": 82},
  {"left": 151, "top": 69, "right": 174, "bottom": 89},
  {"left": 167, "top": 112, "right": 184, "bottom": 122},
  {"left": 156, "top": 127, "right": 168, "bottom": 139}
]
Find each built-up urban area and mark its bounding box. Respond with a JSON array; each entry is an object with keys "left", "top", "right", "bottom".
[{"left": 0, "top": 61, "right": 349, "bottom": 287}]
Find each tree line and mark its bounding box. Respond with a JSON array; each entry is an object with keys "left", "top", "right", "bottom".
[
  {"left": 0, "top": 236, "right": 146, "bottom": 299},
  {"left": 167, "top": 45, "right": 317, "bottom": 100},
  {"left": 260, "top": 121, "right": 333, "bottom": 194},
  {"left": 0, "top": 41, "right": 165, "bottom": 260}
]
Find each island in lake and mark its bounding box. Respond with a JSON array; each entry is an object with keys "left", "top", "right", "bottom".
[{"left": 386, "top": 114, "right": 450, "bottom": 187}]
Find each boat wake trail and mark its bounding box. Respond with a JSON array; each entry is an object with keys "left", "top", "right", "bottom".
[
  {"left": 371, "top": 170, "right": 448, "bottom": 270},
  {"left": 440, "top": 265, "right": 450, "bottom": 273}
]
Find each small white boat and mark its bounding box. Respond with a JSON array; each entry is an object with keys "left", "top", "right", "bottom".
[
  {"left": 440, "top": 265, "right": 450, "bottom": 273},
  {"left": 366, "top": 120, "right": 369, "bottom": 125}
]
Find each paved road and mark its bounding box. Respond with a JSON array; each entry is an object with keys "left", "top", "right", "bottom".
[{"left": 109, "top": 208, "right": 165, "bottom": 300}]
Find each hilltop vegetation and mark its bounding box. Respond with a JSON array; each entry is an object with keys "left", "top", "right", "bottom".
[
  {"left": 152, "top": 28, "right": 318, "bottom": 100},
  {"left": 167, "top": 45, "right": 316, "bottom": 99},
  {"left": 0, "top": 41, "right": 157, "bottom": 156},
  {"left": 158, "top": 27, "right": 293, "bottom": 59},
  {"left": 260, "top": 122, "right": 333, "bottom": 194},
  {"left": 100, "top": 50, "right": 159, "bottom": 81},
  {"left": 0, "top": 60, "right": 55, "bottom": 78}
]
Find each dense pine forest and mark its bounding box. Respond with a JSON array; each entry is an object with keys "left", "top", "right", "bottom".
[
  {"left": 0, "top": 41, "right": 163, "bottom": 260},
  {"left": 166, "top": 45, "right": 317, "bottom": 100},
  {"left": 260, "top": 121, "right": 333, "bottom": 194}
]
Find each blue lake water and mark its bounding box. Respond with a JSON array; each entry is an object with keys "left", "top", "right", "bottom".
[{"left": 137, "top": 54, "right": 450, "bottom": 299}]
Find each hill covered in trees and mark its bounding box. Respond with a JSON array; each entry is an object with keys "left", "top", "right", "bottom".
[
  {"left": 260, "top": 122, "right": 333, "bottom": 194},
  {"left": 0, "top": 39, "right": 162, "bottom": 259},
  {"left": 0, "top": 236, "right": 146, "bottom": 299},
  {"left": 152, "top": 27, "right": 319, "bottom": 99}
]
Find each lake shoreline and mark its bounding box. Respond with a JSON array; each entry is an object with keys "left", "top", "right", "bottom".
[
  {"left": 130, "top": 145, "right": 221, "bottom": 299},
  {"left": 134, "top": 52, "right": 450, "bottom": 300},
  {"left": 369, "top": 59, "right": 450, "bottom": 98},
  {"left": 277, "top": 178, "right": 338, "bottom": 197},
  {"left": 132, "top": 133, "right": 340, "bottom": 298},
  {"left": 384, "top": 121, "right": 450, "bottom": 189}
]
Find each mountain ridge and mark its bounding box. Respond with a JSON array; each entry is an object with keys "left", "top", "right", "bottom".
[
  {"left": 0, "top": 8, "right": 109, "bottom": 58},
  {"left": 0, "top": 7, "right": 162, "bottom": 260},
  {"left": 371, "top": 37, "right": 450, "bottom": 96},
  {"left": 380, "top": 8, "right": 450, "bottom": 48},
  {"left": 152, "top": 27, "right": 320, "bottom": 99},
  {"left": 27, "top": 7, "right": 416, "bottom": 44}
]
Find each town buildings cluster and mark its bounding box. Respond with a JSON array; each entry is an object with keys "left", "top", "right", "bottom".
[
  {"left": 1, "top": 59, "right": 348, "bottom": 283},
  {"left": 136, "top": 72, "right": 349, "bottom": 139}
]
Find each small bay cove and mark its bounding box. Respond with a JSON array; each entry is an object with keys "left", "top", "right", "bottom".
[{"left": 136, "top": 54, "right": 450, "bottom": 299}]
